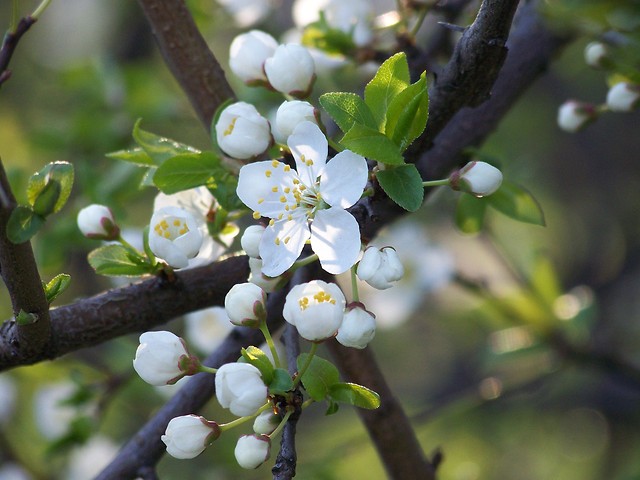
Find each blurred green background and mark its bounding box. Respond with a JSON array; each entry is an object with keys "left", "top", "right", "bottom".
[{"left": 1, "top": 0, "right": 640, "bottom": 479}]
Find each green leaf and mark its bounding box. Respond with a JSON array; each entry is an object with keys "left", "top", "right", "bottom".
[
  {"left": 153, "top": 152, "right": 221, "bottom": 194},
  {"left": 364, "top": 53, "right": 410, "bottom": 130},
  {"left": 269, "top": 368, "right": 294, "bottom": 395},
  {"left": 132, "top": 119, "right": 199, "bottom": 166},
  {"left": 301, "top": 13, "right": 357, "bottom": 55},
  {"left": 241, "top": 346, "right": 275, "bottom": 385},
  {"left": 319, "top": 92, "right": 378, "bottom": 133},
  {"left": 455, "top": 193, "right": 487, "bottom": 234},
  {"left": 487, "top": 180, "right": 545, "bottom": 226},
  {"left": 376, "top": 164, "right": 424, "bottom": 212},
  {"left": 6, "top": 206, "right": 45, "bottom": 244},
  {"left": 341, "top": 124, "right": 405, "bottom": 165},
  {"left": 385, "top": 73, "right": 429, "bottom": 151},
  {"left": 106, "top": 147, "right": 154, "bottom": 166},
  {"left": 87, "top": 244, "right": 155, "bottom": 276},
  {"left": 328, "top": 382, "right": 381, "bottom": 409},
  {"left": 208, "top": 171, "right": 243, "bottom": 212},
  {"left": 44, "top": 273, "right": 71, "bottom": 304},
  {"left": 529, "top": 252, "right": 562, "bottom": 306},
  {"left": 325, "top": 400, "right": 340, "bottom": 415},
  {"left": 27, "top": 162, "right": 74, "bottom": 214},
  {"left": 31, "top": 180, "right": 61, "bottom": 216},
  {"left": 297, "top": 353, "right": 340, "bottom": 402}
]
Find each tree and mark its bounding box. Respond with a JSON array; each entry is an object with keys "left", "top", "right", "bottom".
[{"left": 1, "top": 0, "right": 639, "bottom": 478}]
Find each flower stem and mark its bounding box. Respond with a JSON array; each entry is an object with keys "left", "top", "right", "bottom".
[
  {"left": 301, "top": 398, "right": 315, "bottom": 410},
  {"left": 259, "top": 323, "right": 282, "bottom": 369},
  {"left": 409, "top": 5, "right": 430, "bottom": 38},
  {"left": 422, "top": 179, "right": 450, "bottom": 188},
  {"left": 327, "top": 137, "right": 344, "bottom": 153},
  {"left": 293, "top": 343, "right": 318, "bottom": 388},
  {"left": 290, "top": 253, "right": 319, "bottom": 272},
  {"left": 118, "top": 234, "right": 142, "bottom": 255},
  {"left": 268, "top": 409, "right": 293, "bottom": 439},
  {"left": 10, "top": 0, "right": 18, "bottom": 32},
  {"left": 198, "top": 365, "right": 218, "bottom": 375},
  {"left": 351, "top": 265, "right": 360, "bottom": 303},
  {"left": 219, "top": 402, "right": 271, "bottom": 432},
  {"left": 31, "top": 0, "right": 53, "bottom": 19}
]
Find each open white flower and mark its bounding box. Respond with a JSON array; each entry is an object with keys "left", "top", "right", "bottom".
[
  {"left": 148, "top": 207, "right": 203, "bottom": 269},
  {"left": 237, "top": 121, "right": 367, "bottom": 277}
]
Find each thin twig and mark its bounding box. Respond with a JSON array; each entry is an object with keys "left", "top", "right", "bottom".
[{"left": 0, "top": 16, "right": 37, "bottom": 88}]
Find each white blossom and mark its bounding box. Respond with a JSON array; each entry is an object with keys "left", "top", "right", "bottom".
[
  {"left": 241, "top": 224, "right": 266, "bottom": 258},
  {"left": 77, "top": 204, "right": 119, "bottom": 240},
  {"left": 557, "top": 100, "right": 597, "bottom": 132},
  {"left": 606, "top": 82, "right": 640, "bottom": 112},
  {"left": 235, "top": 434, "right": 271, "bottom": 469},
  {"left": 229, "top": 30, "right": 278, "bottom": 83},
  {"left": 274, "top": 100, "right": 318, "bottom": 142},
  {"left": 65, "top": 436, "right": 119, "bottom": 480},
  {"left": 253, "top": 410, "right": 280, "bottom": 435},
  {"left": 215, "top": 363, "right": 267, "bottom": 416},
  {"left": 456, "top": 161, "right": 503, "bottom": 197},
  {"left": 264, "top": 44, "right": 316, "bottom": 97},
  {"left": 218, "top": 0, "right": 273, "bottom": 28},
  {"left": 224, "top": 282, "right": 267, "bottom": 327},
  {"left": 133, "top": 331, "right": 196, "bottom": 386},
  {"left": 248, "top": 258, "right": 281, "bottom": 293},
  {"left": 33, "top": 382, "right": 77, "bottom": 439},
  {"left": 584, "top": 41, "right": 609, "bottom": 69},
  {"left": 148, "top": 207, "right": 203, "bottom": 269},
  {"left": 357, "top": 246, "right": 404, "bottom": 290},
  {"left": 184, "top": 306, "right": 234, "bottom": 354},
  {"left": 283, "top": 280, "right": 346, "bottom": 341},
  {"left": 292, "top": 0, "right": 374, "bottom": 46},
  {"left": 237, "top": 121, "right": 367, "bottom": 277},
  {"left": 215, "top": 102, "right": 272, "bottom": 159},
  {"left": 161, "top": 415, "right": 220, "bottom": 459},
  {"left": 336, "top": 304, "right": 376, "bottom": 349}
]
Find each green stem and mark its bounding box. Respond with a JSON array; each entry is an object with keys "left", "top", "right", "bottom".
[
  {"left": 409, "top": 6, "right": 430, "bottom": 38},
  {"left": 293, "top": 343, "right": 319, "bottom": 388},
  {"left": 327, "top": 138, "right": 344, "bottom": 153},
  {"left": 118, "top": 234, "right": 142, "bottom": 255},
  {"left": 31, "top": 0, "right": 53, "bottom": 19},
  {"left": 268, "top": 409, "right": 293, "bottom": 439},
  {"left": 10, "top": 0, "right": 18, "bottom": 32},
  {"left": 360, "top": 187, "right": 374, "bottom": 199},
  {"left": 219, "top": 402, "right": 271, "bottom": 432},
  {"left": 422, "top": 179, "right": 450, "bottom": 188},
  {"left": 198, "top": 365, "right": 217, "bottom": 375},
  {"left": 259, "top": 323, "right": 282, "bottom": 369},
  {"left": 301, "top": 398, "right": 315, "bottom": 409},
  {"left": 351, "top": 265, "right": 360, "bottom": 303},
  {"left": 290, "top": 253, "right": 319, "bottom": 273}
]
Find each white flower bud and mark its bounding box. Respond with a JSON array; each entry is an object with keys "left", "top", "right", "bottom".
[
  {"left": 606, "top": 82, "right": 640, "bottom": 112},
  {"left": 584, "top": 41, "right": 609, "bottom": 69},
  {"left": 274, "top": 100, "right": 318, "bottom": 142},
  {"left": 248, "top": 258, "right": 281, "bottom": 293},
  {"left": 264, "top": 44, "right": 316, "bottom": 98},
  {"left": 557, "top": 100, "right": 597, "bottom": 132},
  {"left": 215, "top": 363, "right": 267, "bottom": 417},
  {"left": 235, "top": 434, "right": 271, "bottom": 469},
  {"left": 218, "top": 0, "right": 272, "bottom": 28},
  {"left": 229, "top": 30, "right": 278, "bottom": 84},
  {"left": 133, "top": 331, "right": 197, "bottom": 386},
  {"left": 215, "top": 102, "right": 272, "bottom": 159},
  {"left": 283, "top": 280, "right": 346, "bottom": 342},
  {"left": 161, "top": 415, "right": 220, "bottom": 459},
  {"left": 456, "top": 161, "right": 503, "bottom": 197},
  {"left": 77, "top": 204, "right": 119, "bottom": 240},
  {"left": 241, "top": 224, "right": 266, "bottom": 258},
  {"left": 224, "top": 282, "right": 267, "bottom": 327},
  {"left": 148, "top": 207, "right": 203, "bottom": 269},
  {"left": 253, "top": 410, "right": 280, "bottom": 435},
  {"left": 357, "top": 247, "right": 404, "bottom": 290},
  {"left": 336, "top": 304, "right": 376, "bottom": 349}
]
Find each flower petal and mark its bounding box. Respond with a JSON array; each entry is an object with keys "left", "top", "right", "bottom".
[
  {"left": 319, "top": 150, "right": 368, "bottom": 208},
  {"left": 288, "top": 121, "right": 327, "bottom": 187},
  {"left": 260, "top": 219, "right": 310, "bottom": 277},
  {"left": 237, "top": 161, "right": 299, "bottom": 218},
  {"left": 310, "top": 208, "right": 361, "bottom": 274}
]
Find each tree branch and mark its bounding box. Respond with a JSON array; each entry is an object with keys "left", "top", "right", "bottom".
[
  {"left": 0, "top": 160, "right": 51, "bottom": 359},
  {"left": 0, "top": 16, "right": 37, "bottom": 87},
  {"left": 135, "top": 0, "right": 235, "bottom": 128}
]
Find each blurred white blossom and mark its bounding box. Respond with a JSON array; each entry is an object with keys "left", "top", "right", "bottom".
[
  {"left": 64, "top": 436, "right": 119, "bottom": 480},
  {"left": 184, "top": 306, "right": 234, "bottom": 354}
]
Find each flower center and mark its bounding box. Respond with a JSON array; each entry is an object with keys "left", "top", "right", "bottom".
[
  {"left": 298, "top": 290, "right": 337, "bottom": 310},
  {"left": 223, "top": 117, "right": 237, "bottom": 136},
  {"left": 154, "top": 216, "right": 190, "bottom": 240}
]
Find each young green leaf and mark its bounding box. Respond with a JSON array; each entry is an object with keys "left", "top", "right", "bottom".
[
  {"left": 455, "top": 193, "right": 487, "bottom": 234},
  {"left": 31, "top": 180, "right": 61, "bottom": 217},
  {"left": 269, "top": 368, "right": 294, "bottom": 395},
  {"left": 328, "top": 382, "right": 381, "bottom": 409},
  {"left": 376, "top": 164, "right": 424, "bottom": 212},
  {"left": 6, "top": 206, "right": 45, "bottom": 244},
  {"left": 385, "top": 73, "right": 429, "bottom": 151},
  {"left": 27, "top": 162, "right": 74, "bottom": 215},
  {"left": 152, "top": 152, "right": 221, "bottom": 194},
  {"left": 319, "top": 92, "right": 378, "bottom": 133},
  {"left": 87, "top": 244, "right": 155, "bottom": 276},
  {"left": 341, "top": 124, "right": 405, "bottom": 165},
  {"left": 133, "top": 119, "right": 199, "bottom": 166},
  {"left": 297, "top": 353, "right": 340, "bottom": 402},
  {"left": 44, "top": 273, "right": 71, "bottom": 304},
  {"left": 487, "top": 180, "right": 545, "bottom": 226},
  {"left": 364, "top": 52, "right": 410, "bottom": 130},
  {"left": 106, "top": 147, "right": 154, "bottom": 166},
  {"left": 241, "top": 346, "right": 275, "bottom": 385}
]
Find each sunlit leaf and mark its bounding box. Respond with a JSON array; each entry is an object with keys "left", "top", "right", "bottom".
[
  {"left": 385, "top": 73, "right": 429, "bottom": 151},
  {"left": 328, "top": 382, "right": 381, "bottom": 409},
  {"left": 376, "top": 164, "right": 424, "bottom": 211},
  {"left": 241, "top": 346, "right": 275, "bottom": 385},
  {"left": 364, "top": 53, "right": 410, "bottom": 130},
  {"left": 27, "top": 161, "right": 74, "bottom": 214},
  {"left": 340, "top": 124, "right": 404, "bottom": 165},
  {"left": 297, "top": 353, "right": 340, "bottom": 402},
  {"left": 43, "top": 273, "right": 71, "bottom": 304},
  {"left": 153, "top": 152, "right": 221, "bottom": 194},
  {"left": 87, "top": 244, "right": 155, "bottom": 276},
  {"left": 132, "top": 119, "right": 199, "bottom": 166},
  {"left": 319, "top": 92, "right": 378, "bottom": 133}
]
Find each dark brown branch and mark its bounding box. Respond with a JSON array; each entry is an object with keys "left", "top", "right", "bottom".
[
  {"left": 135, "top": 0, "right": 235, "bottom": 128},
  {"left": 0, "top": 16, "right": 37, "bottom": 87},
  {"left": 96, "top": 284, "right": 288, "bottom": 480},
  {"left": 326, "top": 341, "right": 437, "bottom": 480},
  {"left": 0, "top": 160, "right": 51, "bottom": 358},
  {"left": 0, "top": 256, "right": 249, "bottom": 371}
]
